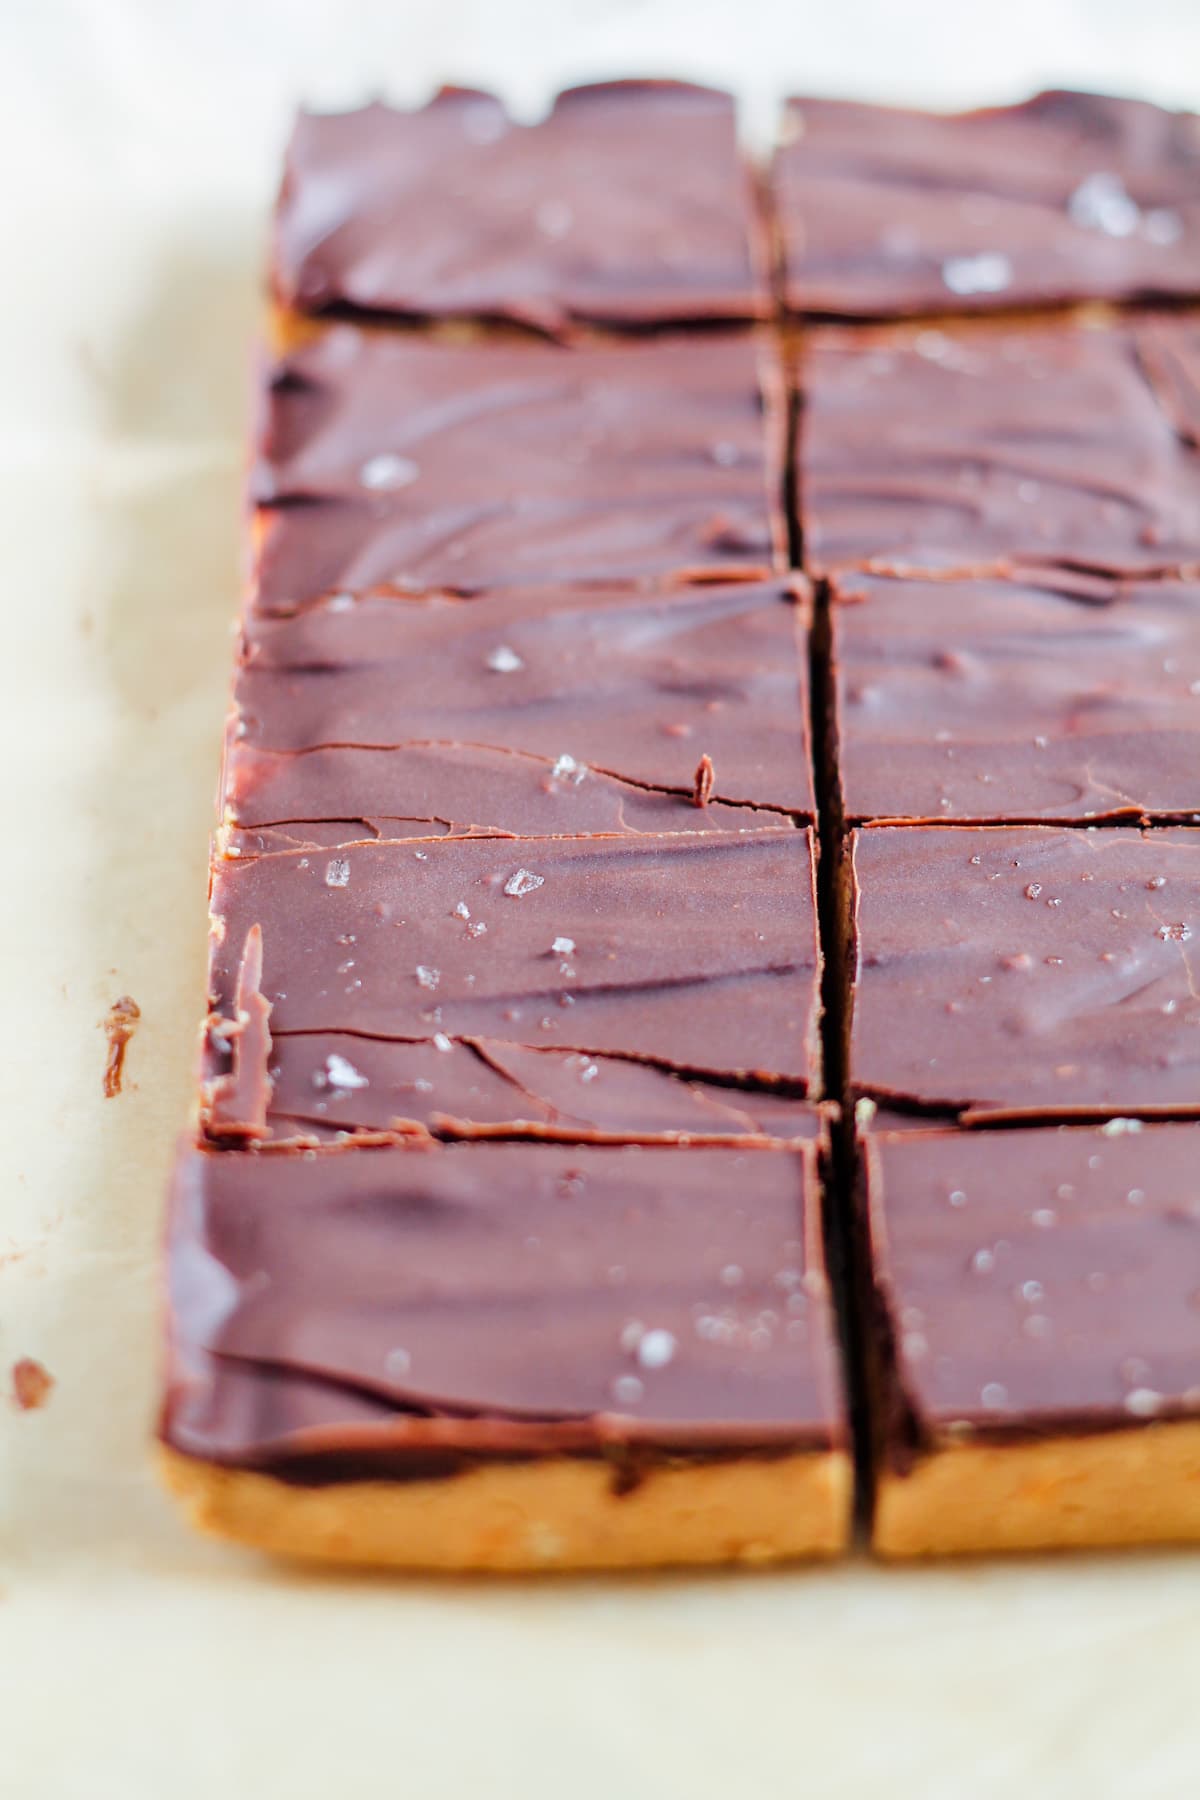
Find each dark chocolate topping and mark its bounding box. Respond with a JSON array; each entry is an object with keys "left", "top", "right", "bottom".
[
  {"left": 163, "top": 1142, "right": 844, "bottom": 1472},
  {"left": 774, "top": 89, "right": 1200, "bottom": 317},
  {"left": 229, "top": 579, "right": 812, "bottom": 831},
  {"left": 851, "top": 825, "right": 1200, "bottom": 1117},
  {"left": 252, "top": 324, "right": 784, "bottom": 603},
  {"left": 869, "top": 1124, "right": 1200, "bottom": 1437},
  {"left": 833, "top": 571, "right": 1200, "bottom": 822},
  {"left": 800, "top": 317, "right": 1200, "bottom": 579},
  {"left": 274, "top": 82, "right": 769, "bottom": 333},
  {"left": 210, "top": 1029, "right": 822, "bottom": 1147},
  {"left": 208, "top": 829, "right": 822, "bottom": 1089}
]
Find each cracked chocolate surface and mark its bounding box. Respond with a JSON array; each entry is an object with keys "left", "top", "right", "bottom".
[
  {"left": 800, "top": 317, "right": 1200, "bottom": 579},
  {"left": 227, "top": 579, "right": 812, "bottom": 836},
  {"left": 851, "top": 825, "right": 1200, "bottom": 1118},
  {"left": 774, "top": 89, "right": 1200, "bottom": 319},
  {"left": 207, "top": 1029, "right": 822, "bottom": 1147},
  {"left": 163, "top": 1142, "right": 844, "bottom": 1475},
  {"left": 207, "top": 830, "right": 822, "bottom": 1107},
  {"left": 833, "top": 571, "right": 1200, "bottom": 823},
  {"left": 867, "top": 1124, "right": 1200, "bottom": 1445},
  {"left": 252, "top": 324, "right": 785, "bottom": 603},
  {"left": 273, "top": 81, "right": 769, "bottom": 334}
]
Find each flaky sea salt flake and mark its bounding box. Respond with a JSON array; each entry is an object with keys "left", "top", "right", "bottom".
[{"left": 504, "top": 868, "right": 544, "bottom": 898}]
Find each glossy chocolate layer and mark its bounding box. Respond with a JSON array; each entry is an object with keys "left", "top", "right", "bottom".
[
  {"left": 774, "top": 89, "right": 1200, "bottom": 318},
  {"left": 833, "top": 571, "right": 1200, "bottom": 822},
  {"left": 227, "top": 579, "right": 811, "bottom": 837},
  {"left": 274, "top": 82, "right": 769, "bottom": 333},
  {"left": 207, "top": 831, "right": 822, "bottom": 1112},
  {"left": 800, "top": 317, "right": 1200, "bottom": 579},
  {"left": 868, "top": 1124, "right": 1200, "bottom": 1445},
  {"left": 253, "top": 325, "right": 784, "bottom": 603},
  {"left": 851, "top": 825, "right": 1200, "bottom": 1117},
  {"left": 163, "top": 1142, "right": 844, "bottom": 1476},
  {"left": 210, "top": 1030, "right": 822, "bottom": 1147}
]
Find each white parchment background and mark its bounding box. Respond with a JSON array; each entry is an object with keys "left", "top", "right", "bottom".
[{"left": 2, "top": 3, "right": 1199, "bottom": 1795}]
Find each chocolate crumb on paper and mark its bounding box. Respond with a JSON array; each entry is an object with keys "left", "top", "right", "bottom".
[
  {"left": 101, "top": 995, "right": 141, "bottom": 1098},
  {"left": 12, "top": 1358, "right": 54, "bottom": 1411},
  {"left": 693, "top": 754, "right": 715, "bottom": 808}
]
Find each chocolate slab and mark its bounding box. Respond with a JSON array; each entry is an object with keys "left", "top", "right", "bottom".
[
  {"left": 226, "top": 579, "right": 812, "bottom": 837},
  {"left": 800, "top": 317, "right": 1200, "bottom": 579},
  {"left": 205, "top": 1029, "right": 822, "bottom": 1147},
  {"left": 252, "top": 325, "right": 784, "bottom": 604},
  {"left": 273, "top": 82, "right": 769, "bottom": 334},
  {"left": 774, "top": 89, "right": 1200, "bottom": 318},
  {"left": 867, "top": 1124, "right": 1200, "bottom": 1448},
  {"left": 832, "top": 571, "right": 1200, "bottom": 823},
  {"left": 163, "top": 1142, "right": 844, "bottom": 1476},
  {"left": 850, "top": 825, "right": 1200, "bottom": 1117},
  {"left": 207, "top": 831, "right": 822, "bottom": 1115}
]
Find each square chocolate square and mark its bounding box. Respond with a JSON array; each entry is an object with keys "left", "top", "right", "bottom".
[
  {"left": 774, "top": 89, "right": 1200, "bottom": 318},
  {"left": 275, "top": 82, "right": 770, "bottom": 333},
  {"left": 204, "top": 829, "right": 822, "bottom": 1141},
  {"left": 254, "top": 325, "right": 785, "bottom": 600},
  {"left": 800, "top": 318, "right": 1200, "bottom": 579},
  {"left": 832, "top": 571, "right": 1200, "bottom": 823},
  {"left": 227, "top": 578, "right": 812, "bottom": 845},
  {"left": 850, "top": 825, "right": 1200, "bottom": 1118},
  {"left": 164, "top": 1142, "right": 844, "bottom": 1468}
]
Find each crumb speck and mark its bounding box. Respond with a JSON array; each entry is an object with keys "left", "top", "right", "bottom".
[
  {"left": 12, "top": 1358, "right": 54, "bottom": 1411},
  {"left": 101, "top": 995, "right": 141, "bottom": 1098}
]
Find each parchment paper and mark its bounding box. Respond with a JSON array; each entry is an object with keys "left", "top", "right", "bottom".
[{"left": 3, "top": 5, "right": 1199, "bottom": 1794}]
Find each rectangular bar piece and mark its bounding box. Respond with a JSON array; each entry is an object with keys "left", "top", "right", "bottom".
[
  {"left": 849, "top": 825, "right": 1200, "bottom": 1120},
  {"left": 160, "top": 1142, "right": 851, "bottom": 1569},
  {"left": 225, "top": 577, "right": 812, "bottom": 850},
  {"left": 253, "top": 325, "right": 786, "bottom": 604},
  {"left": 274, "top": 81, "right": 771, "bottom": 334},
  {"left": 799, "top": 317, "right": 1200, "bottom": 580},
  {"left": 831, "top": 571, "right": 1200, "bottom": 824},
  {"left": 866, "top": 1123, "right": 1200, "bottom": 1556},
  {"left": 204, "top": 828, "right": 823, "bottom": 1143},
  {"left": 772, "top": 89, "right": 1200, "bottom": 319}
]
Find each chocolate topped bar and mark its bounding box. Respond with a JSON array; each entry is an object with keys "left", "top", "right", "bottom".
[
  {"left": 867, "top": 1124, "right": 1200, "bottom": 1442},
  {"left": 774, "top": 89, "right": 1200, "bottom": 318},
  {"left": 253, "top": 325, "right": 785, "bottom": 601},
  {"left": 273, "top": 82, "right": 770, "bottom": 334},
  {"left": 800, "top": 317, "right": 1200, "bottom": 579},
  {"left": 832, "top": 571, "right": 1200, "bottom": 823},
  {"left": 164, "top": 1142, "right": 844, "bottom": 1475},
  {"left": 226, "top": 578, "right": 811, "bottom": 842},
  {"left": 205, "top": 829, "right": 822, "bottom": 1141},
  {"left": 850, "top": 825, "right": 1200, "bottom": 1118}
]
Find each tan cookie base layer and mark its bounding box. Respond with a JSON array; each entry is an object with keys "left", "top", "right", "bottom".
[
  {"left": 160, "top": 1445, "right": 852, "bottom": 1571},
  {"left": 875, "top": 1418, "right": 1200, "bottom": 1558}
]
